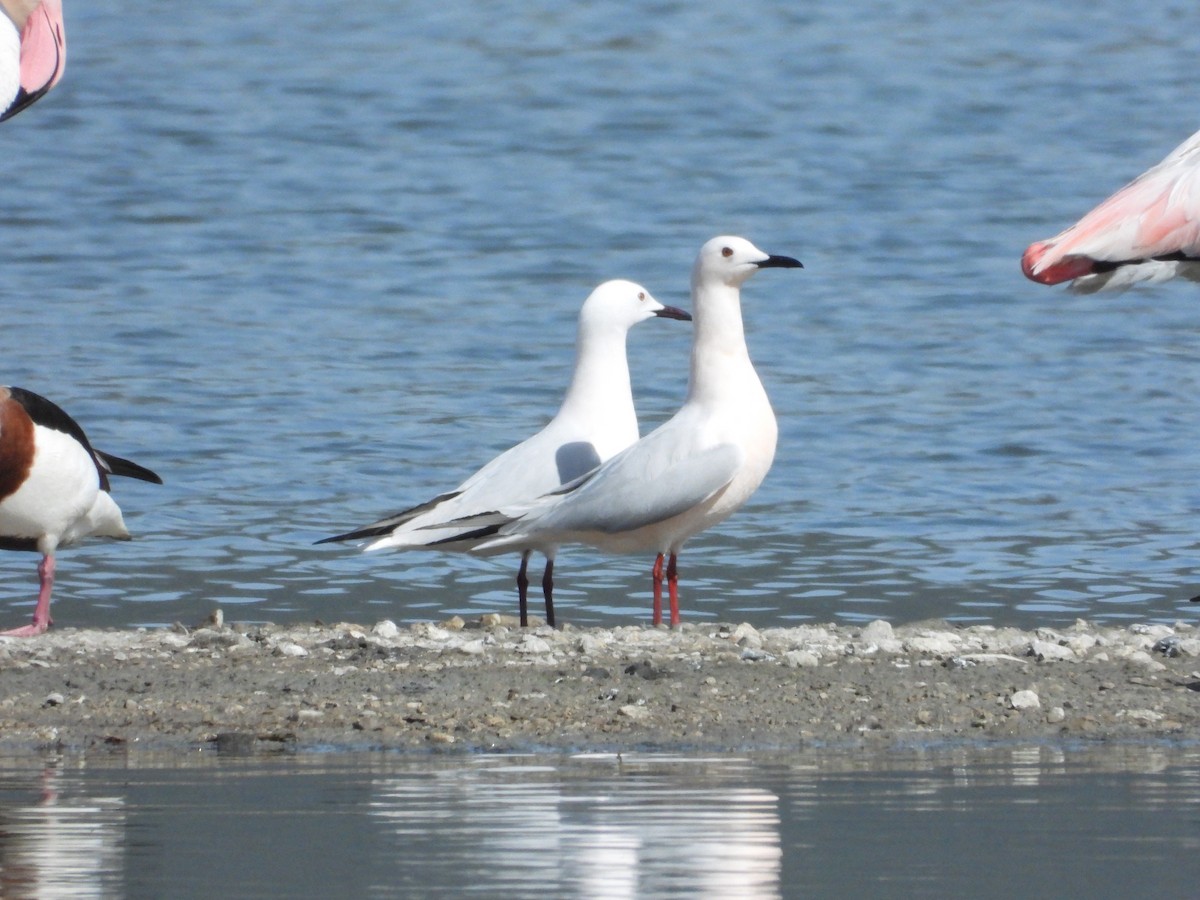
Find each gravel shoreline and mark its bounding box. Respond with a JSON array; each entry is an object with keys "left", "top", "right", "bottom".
[{"left": 0, "top": 614, "right": 1197, "bottom": 754}]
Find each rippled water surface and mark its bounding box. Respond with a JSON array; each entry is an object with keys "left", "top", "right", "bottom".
[
  {"left": 4, "top": 0, "right": 1200, "bottom": 629},
  {"left": 0, "top": 747, "right": 1197, "bottom": 897}
]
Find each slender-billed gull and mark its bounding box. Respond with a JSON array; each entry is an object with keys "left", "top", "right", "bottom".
[
  {"left": 0, "top": 0, "right": 65, "bottom": 122},
  {"left": 0, "top": 386, "right": 162, "bottom": 637},
  {"left": 318, "top": 280, "right": 691, "bottom": 626},
  {"left": 458, "top": 236, "right": 801, "bottom": 626},
  {"left": 1022, "top": 127, "right": 1200, "bottom": 292}
]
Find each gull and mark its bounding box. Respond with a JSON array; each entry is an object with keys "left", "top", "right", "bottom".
[
  {"left": 460, "top": 236, "right": 801, "bottom": 627},
  {"left": 0, "top": 0, "right": 65, "bottom": 122},
  {"left": 0, "top": 386, "right": 162, "bottom": 637},
  {"left": 318, "top": 280, "right": 692, "bottom": 627},
  {"left": 1022, "top": 126, "right": 1200, "bottom": 292}
]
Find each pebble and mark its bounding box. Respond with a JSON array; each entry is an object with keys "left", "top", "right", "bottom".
[
  {"left": 783, "top": 650, "right": 820, "bottom": 668},
  {"left": 1119, "top": 709, "right": 1164, "bottom": 723},
  {"left": 1122, "top": 650, "right": 1168, "bottom": 672},
  {"left": 619, "top": 704, "right": 651, "bottom": 721},
  {"left": 517, "top": 636, "right": 552, "bottom": 655},
  {"left": 1029, "top": 640, "right": 1077, "bottom": 663},
  {"left": 905, "top": 633, "right": 960, "bottom": 656},
  {"left": 372, "top": 620, "right": 400, "bottom": 639},
  {"left": 456, "top": 639, "right": 487, "bottom": 656},
  {"left": 860, "top": 620, "right": 895, "bottom": 644},
  {"left": 730, "top": 623, "right": 763, "bottom": 649},
  {"left": 577, "top": 634, "right": 606, "bottom": 656},
  {"left": 1009, "top": 690, "right": 1040, "bottom": 710},
  {"left": 741, "top": 648, "right": 772, "bottom": 661}
]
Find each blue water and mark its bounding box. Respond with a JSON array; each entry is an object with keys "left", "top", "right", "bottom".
[
  {"left": 1, "top": 747, "right": 1197, "bottom": 898},
  {"left": 4, "top": 0, "right": 1200, "bottom": 630}
]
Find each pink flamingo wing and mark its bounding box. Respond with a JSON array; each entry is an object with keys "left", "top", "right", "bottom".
[
  {"left": 1023, "top": 128, "right": 1200, "bottom": 283},
  {"left": 17, "top": 0, "right": 64, "bottom": 94}
]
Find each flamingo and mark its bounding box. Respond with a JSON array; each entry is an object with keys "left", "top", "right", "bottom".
[
  {"left": 0, "top": 386, "right": 161, "bottom": 637},
  {"left": 1022, "top": 127, "right": 1200, "bottom": 292},
  {"left": 318, "top": 280, "right": 691, "bottom": 627},
  {"left": 0, "top": 0, "right": 64, "bottom": 122}
]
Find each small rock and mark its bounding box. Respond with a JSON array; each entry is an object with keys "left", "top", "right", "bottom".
[
  {"left": 783, "top": 650, "right": 820, "bottom": 668},
  {"left": 456, "top": 639, "right": 486, "bottom": 656},
  {"left": 577, "top": 634, "right": 606, "bottom": 656},
  {"left": 730, "top": 623, "right": 763, "bottom": 649},
  {"left": 1009, "top": 690, "right": 1040, "bottom": 710},
  {"left": 442, "top": 616, "right": 465, "bottom": 632},
  {"left": 1131, "top": 624, "right": 1174, "bottom": 639},
  {"left": 415, "top": 624, "right": 452, "bottom": 642},
  {"left": 625, "top": 660, "right": 667, "bottom": 680},
  {"left": 1046, "top": 707, "right": 1066, "bottom": 724},
  {"left": 906, "top": 633, "right": 961, "bottom": 656},
  {"left": 1124, "top": 650, "right": 1168, "bottom": 672},
  {"left": 274, "top": 642, "right": 309, "bottom": 658},
  {"left": 43, "top": 692, "right": 64, "bottom": 708},
  {"left": 619, "top": 704, "right": 651, "bottom": 721},
  {"left": 1029, "top": 640, "right": 1076, "bottom": 662},
  {"left": 517, "top": 636, "right": 552, "bottom": 654},
  {"left": 1152, "top": 636, "right": 1181, "bottom": 657},
  {"left": 1065, "top": 634, "right": 1098, "bottom": 655},
  {"left": 861, "top": 620, "right": 895, "bottom": 643},
  {"left": 741, "top": 648, "right": 772, "bottom": 661},
  {"left": 373, "top": 620, "right": 400, "bottom": 639},
  {"left": 1119, "top": 708, "right": 1164, "bottom": 723}
]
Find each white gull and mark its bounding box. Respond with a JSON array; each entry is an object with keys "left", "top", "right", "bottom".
[
  {"left": 318, "top": 280, "right": 691, "bottom": 626},
  {"left": 459, "top": 236, "right": 801, "bottom": 626}
]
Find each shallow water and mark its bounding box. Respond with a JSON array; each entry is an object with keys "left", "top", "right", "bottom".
[
  {"left": 0, "top": 746, "right": 1197, "bottom": 898},
  {"left": 4, "top": 0, "right": 1200, "bottom": 630}
]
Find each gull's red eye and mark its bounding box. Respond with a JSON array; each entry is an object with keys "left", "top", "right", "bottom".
[
  {"left": 638, "top": 292, "right": 646, "bottom": 300},
  {"left": 721, "top": 247, "right": 733, "bottom": 257}
]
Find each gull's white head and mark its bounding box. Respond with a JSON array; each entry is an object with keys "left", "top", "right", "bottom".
[
  {"left": 693, "top": 235, "right": 803, "bottom": 289},
  {"left": 579, "top": 279, "right": 692, "bottom": 333}
]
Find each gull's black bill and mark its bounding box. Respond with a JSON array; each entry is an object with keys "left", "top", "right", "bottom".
[
  {"left": 756, "top": 254, "right": 803, "bottom": 269},
  {"left": 654, "top": 305, "right": 693, "bottom": 321}
]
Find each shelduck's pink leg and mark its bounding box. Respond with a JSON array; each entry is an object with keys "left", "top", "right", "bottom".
[{"left": 0, "top": 553, "right": 54, "bottom": 637}]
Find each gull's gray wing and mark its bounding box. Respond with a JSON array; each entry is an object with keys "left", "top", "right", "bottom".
[{"left": 535, "top": 442, "right": 743, "bottom": 535}]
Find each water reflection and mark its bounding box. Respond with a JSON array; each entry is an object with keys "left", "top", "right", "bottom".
[
  {"left": 0, "top": 764, "right": 124, "bottom": 899},
  {"left": 0, "top": 747, "right": 1196, "bottom": 897},
  {"left": 369, "top": 755, "right": 782, "bottom": 898}
]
